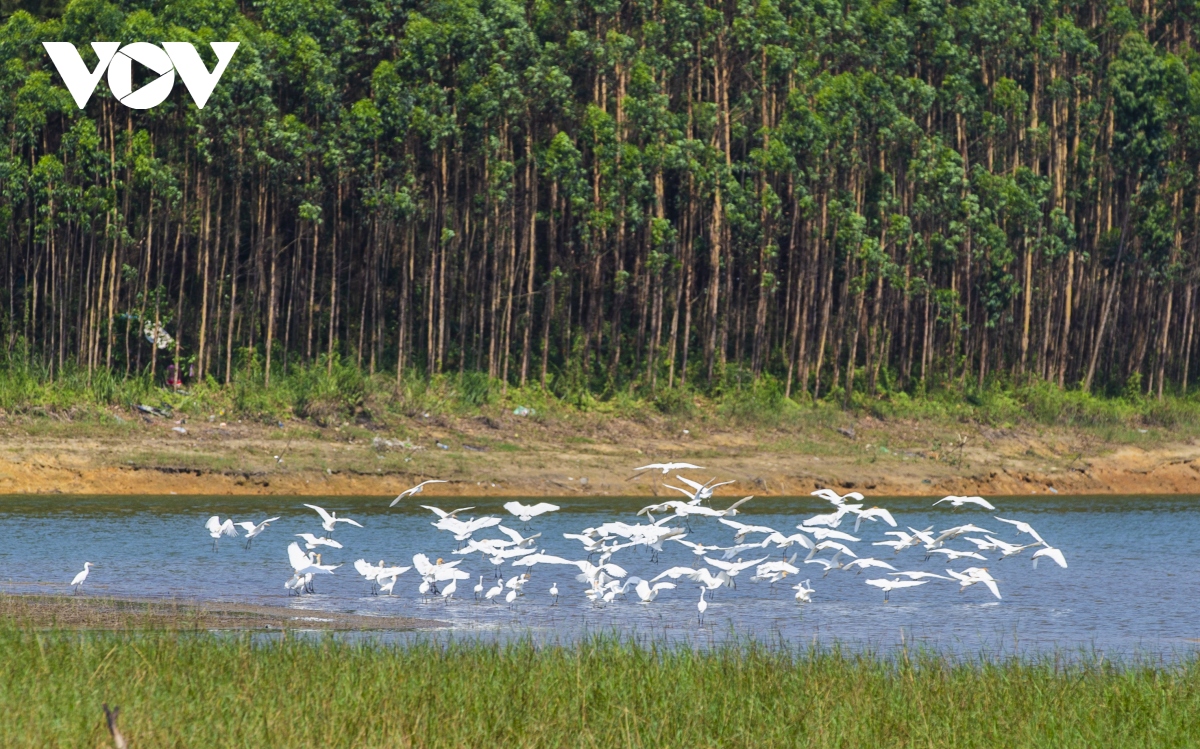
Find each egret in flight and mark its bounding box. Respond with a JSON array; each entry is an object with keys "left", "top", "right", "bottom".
[
  {"left": 865, "top": 577, "right": 928, "bottom": 602},
  {"left": 70, "top": 562, "right": 94, "bottom": 594},
  {"left": 391, "top": 479, "right": 449, "bottom": 507},
  {"left": 204, "top": 516, "right": 239, "bottom": 551},
  {"left": 503, "top": 501, "right": 561, "bottom": 524},
  {"left": 235, "top": 517, "right": 279, "bottom": 549},
  {"left": 1031, "top": 546, "right": 1068, "bottom": 569},
  {"left": 994, "top": 516, "right": 1047, "bottom": 545},
  {"left": 933, "top": 495, "right": 996, "bottom": 511},
  {"left": 303, "top": 504, "right": 364, "bottom": 536},
  {"left": 295, "top": 533, "right": 343, "bottom": 550}
]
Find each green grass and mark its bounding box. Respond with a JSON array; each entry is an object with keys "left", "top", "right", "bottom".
[
  {"left": 4, "top": 354, "right": 1200, "bottom": 446},
  {"left": 4, "top": 626, "right": 1200, "bottom": 747}
]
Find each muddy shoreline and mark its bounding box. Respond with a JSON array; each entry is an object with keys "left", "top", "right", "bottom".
[
  {"left": 2, "top": 413, "right": 1200, "bottom": 497},
  {"left": 0, "top": 593, "right": 442, "bottom": 630}
]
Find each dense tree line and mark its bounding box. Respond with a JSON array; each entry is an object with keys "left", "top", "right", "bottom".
[{"left": 2, "top": 0, "right": 1200, "bottom": 402}]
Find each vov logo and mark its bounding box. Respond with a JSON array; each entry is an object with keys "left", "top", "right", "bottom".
[{"left": 43, "top": 41, "right": 239, "bottom": 110}]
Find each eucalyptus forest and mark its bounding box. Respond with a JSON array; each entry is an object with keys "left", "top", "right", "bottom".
[{"left": 2, "top": 0, "right": 1199, "bottom": 407}]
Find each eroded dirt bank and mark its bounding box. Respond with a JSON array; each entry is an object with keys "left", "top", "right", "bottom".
[{"left": 2, "top": 410, "right": 1199, "bottom": 497}]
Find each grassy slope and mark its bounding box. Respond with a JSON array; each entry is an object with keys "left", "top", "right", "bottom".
[
  {"left": 3, "top": 625, "right": 1198, "bottom": 747},
  {"left": 3, "top": 364, "right": 1200, "bottom": 496}
]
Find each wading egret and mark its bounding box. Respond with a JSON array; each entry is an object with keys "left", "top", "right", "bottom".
[
  {"left": 235, "top": 517, "right": 279, "bottom": 549},
  {"left": 204, "top": 516, "right": 239, "bottom": 551},
  {"left": 70, "top": 562, "right": 94, "bottom": 594},
  {"left": 635, "top": 579, "right": 676, "bottom": 603}
]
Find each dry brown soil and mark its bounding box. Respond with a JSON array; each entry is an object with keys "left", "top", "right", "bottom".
[{"left": 2, "top": 408, "right": 1199, "bottom": 497}]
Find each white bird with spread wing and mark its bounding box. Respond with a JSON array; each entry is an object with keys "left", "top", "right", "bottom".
[
  {"left": 204, "top": 515, "right": 239, "bottom": 551},
  {"left": 934, "top": 495, "right": 996, "bottom": 511},
  {"left": 390, "top": 479, "right": 449, "bottom": 506},
  {"left": 947, "top": 567, "right": 1001, "bottom": 599},
  {"left": 994, "top": 516, "right": 1047, "bottom": 545},
  {"left": 865, "top": 577, "right": 928, "bottom": 602},
  {"left": 235, "top": 517, "right": 279, "bottom": 549},
  {"left": 1031, "top": 546, "right": 1068, "bottom": 569},
  {"left": 634, "top": 579, "right": 676, "bottom": 603},
  {"left": 295, "top": 533, "right": 343, "bottom": 550},
  {"left": 303, "top": 504, "right": 364, "bottom": 535},
  {"left": 503, "top": 501, "right": 561, "bottom": 524}
]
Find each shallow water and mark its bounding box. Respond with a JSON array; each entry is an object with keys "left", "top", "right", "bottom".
[{"left": 0, "top": 493, "right": 1194, "bottom": 657}]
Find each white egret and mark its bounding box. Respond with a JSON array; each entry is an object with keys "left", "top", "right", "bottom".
[
  {"left": 718, "top": 517, "right": 778, "bottom": 539},
  {"left": 235, "top": 517, "right": 280, "bottom": 549},
  {"left": 852, "top": 507, "right": 897, "bottom": 532},
  {"left": 994, "top": 516, "right": 1047, "bottom": 545},
  {"left": 70, "top": 562, "right": 94, "bottom": 594},
  {"left": 473, "top": 576, "right": 485, "bottom": 600},
  {"left": 204, "top": 515, "right": 239, "bottom": 551},
  {"left": 864, "top": 577, "right": 928, "bottom": 602},
  {"left": 703, "top": 556, "right": 767, "bottom": 587},
  {"left": 673, "top": 475, "right": 736, "bottom": 501},
  {"left": 420, "top": 504, "right": 475, "bottom": 519},
  {"left": 497, "top": 525, "right": 542, "bottom": 548},
  {"left": 947, "top": 567, "right": 1001, "bottom": 599},
  {"left": 376, "top": 575, "right": 399, "bottom": 596},
  {"left": 927, "top": 548, "right": 987, "bottom": 562},
  {"left": 802, "top": 507, "right": 852, "bottom": 528},
  {"left": 843, "top": 558, "right": 898, "bottom": 574},
  {"left": 286, "top": 543, "right": 338, "bottom": 593},
  {"left": 635, "top": 579, "right": 676, "bottom": 603},
  {"left": 799, "top": 527, "right": 860, "bottom": 543},
  {"left": 804, "top": 552, "right": 846, "bottom": 576},
  {"left": 717, "top": 540, "right": 771, "bottom": 561},
  {"left": 697, "top": 587, "right": 708, "bottom": 624},
  {"left": 928, "top": 524, "right": 995, "bottom": 549},
  {"left": 441, "top": 578, "right": 458, "bottom": 601},
  {"left": 652, "top": 566, "right": 729, "bottom": 591},
  {"left": 295, "top": 533, "right": 343, "bottom": 550},
  {"left": 633, "top": 462, "right": 705, "bottom": 474},
  {"left": 503, "top": 501, "right": 561, "bottom": 524},
  {"left": 984, "top": 535, "right": 1041, "bottom": 560},
  {"left": 889, "top": 571, "right": 952, "bottom": 581},
  {"left": 804, "top": 540, "right": 857, "bottom": 561},
  {"left": 792, "top": 579, "right": 815, "bottom": 603},
  {"left": 811, "top": 488, "right": 866, "bottom": 506},
  {"left": 933, "top": 495, "right": 996, "bottom": 511},
  {"left": 549, "top": 582, "right": 559, "bottom": 605},
  {"left": 303, "top": 504, "right": 364, "bottom": 535},
  {"left": 1031, "top": 546, "right": 1068, "bottom": 569},
  {"left": 484, "top": 580, "right": 504, "bottom": 603},
  {"left": 390, "top": 479, "right": 449, "bottom": 506}
]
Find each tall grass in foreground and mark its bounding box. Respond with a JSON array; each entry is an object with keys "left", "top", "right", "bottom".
[{"left": 4, "top": 628, "right": 1200, "bottom": 747}]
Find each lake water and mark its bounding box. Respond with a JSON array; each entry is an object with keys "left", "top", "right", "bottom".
[{"left": 1, "top": 493, "right": 1194, "bottom": 658}]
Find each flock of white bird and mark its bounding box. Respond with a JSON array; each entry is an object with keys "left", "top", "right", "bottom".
[{"left": 68, "top": 467, "right": 1068, "bottom": 623}]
